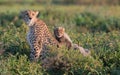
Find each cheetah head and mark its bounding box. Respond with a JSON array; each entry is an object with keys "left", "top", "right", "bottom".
[
  {"left": 20, "top": 10, "right": 39, "bottom": 26},
  {"left": 54, "top": 27, "right": 65, "bottom": 38}
]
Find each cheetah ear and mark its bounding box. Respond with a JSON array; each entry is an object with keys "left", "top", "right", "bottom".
[
  {"left": 27, "top": 10, "right": 31, "bottom": 14},
  {"left": 35, "top": 11, "right": 39, "bottom": 17}
]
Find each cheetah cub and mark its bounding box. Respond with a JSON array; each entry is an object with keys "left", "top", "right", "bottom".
[
  {"left": 54, "top": 27, "right": 72, "bottom": 50},
  {"left": 54, "top": 27, "right": 90, "bottom": 56},
  {"left": 20, "top": 10, "right": 59, "bottom": 62}
]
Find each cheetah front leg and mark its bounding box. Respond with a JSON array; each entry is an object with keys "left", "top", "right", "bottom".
[{"left": 30, "top": 40, "right": 43, "bottom": 62}]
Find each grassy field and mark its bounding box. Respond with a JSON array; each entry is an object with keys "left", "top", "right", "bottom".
[{"left": 0, "top": 4, "right": 120, "bottom": 75}]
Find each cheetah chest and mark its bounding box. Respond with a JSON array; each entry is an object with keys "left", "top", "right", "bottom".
[{"left": 27, "top": 31, "right": 34, "bottom": 46}]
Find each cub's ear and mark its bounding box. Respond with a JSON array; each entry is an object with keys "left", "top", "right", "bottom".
[{"left": 62, "top": 27, "right": 65, "bottom": 32}]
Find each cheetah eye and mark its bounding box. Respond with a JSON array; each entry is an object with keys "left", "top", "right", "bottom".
[{"left": 32, "top": 13, "right": 34, "bottom": 16}]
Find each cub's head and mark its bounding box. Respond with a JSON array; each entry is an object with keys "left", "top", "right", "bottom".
[
  {"left": 20, "top": 10, "right": 39, "bottom": 26},
  {"left": 54, "top": 27, "right": 65, "bottom": 38}
]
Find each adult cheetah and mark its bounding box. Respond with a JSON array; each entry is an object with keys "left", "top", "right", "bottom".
[{"left": 20, "top": 10, "right": 59, "bottom": 62}]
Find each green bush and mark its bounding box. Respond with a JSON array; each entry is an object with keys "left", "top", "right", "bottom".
[
  {"left": 42, "top": 47, "right": 104, "bottom": 75},
  {"left": 0, "top": 54, "right": 46, "bottom": 75},
  {"left": 75, "top": 12, "right": 120, "bottom": 32},
  {"left": 0, "top": 12, "right": 22, "bottom": 27}
]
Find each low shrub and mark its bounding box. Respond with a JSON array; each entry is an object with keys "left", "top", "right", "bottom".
[{"left": 42, "top": 47, "right": 104, "bottom": 75}]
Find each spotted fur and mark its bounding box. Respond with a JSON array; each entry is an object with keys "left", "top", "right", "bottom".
[{"left": 20, "top": 10, "right": 59, "bottom": 62}]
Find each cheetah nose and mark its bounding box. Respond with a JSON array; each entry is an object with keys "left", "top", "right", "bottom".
[{"left": 29, "top": 17, "right": 32, "bottom": 20}]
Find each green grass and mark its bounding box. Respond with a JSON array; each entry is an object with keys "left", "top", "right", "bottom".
[{"left": 0, "top": 4, "right": 120, "bottom": 75}]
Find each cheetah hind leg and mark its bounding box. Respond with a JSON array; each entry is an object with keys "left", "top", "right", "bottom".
[{"left": 30, "top": 44, "right": 42, "bottom": 62}]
